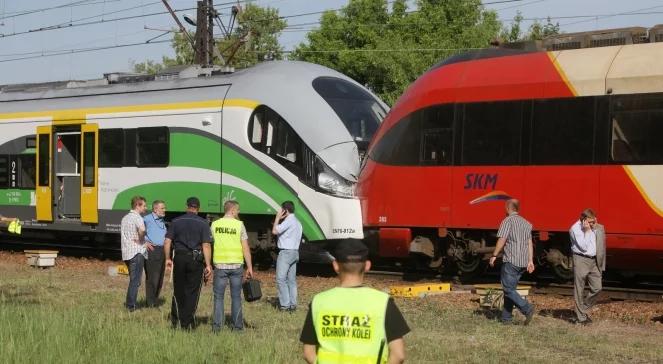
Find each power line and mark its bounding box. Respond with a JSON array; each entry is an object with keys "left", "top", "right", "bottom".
[
  {"left": 0, "top": 38, "right": 171, "bottom": 64},
  {"left": 559, "top": 4, "right": 663, "bottom": 27},
  {"left": 0, "top": 0, "right": 120, "bottom": 21}
]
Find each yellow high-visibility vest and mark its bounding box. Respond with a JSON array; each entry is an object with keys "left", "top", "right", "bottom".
[
  {"left": 311, "top": 286, "right": 389, "bottom": 364},
  {"left": 211, "top": 217, "right": 243, "bottom": 264}
]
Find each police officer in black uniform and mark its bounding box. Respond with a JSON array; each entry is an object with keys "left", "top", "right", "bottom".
[{"left": 164, "top": 197, "right": 212, "bottom": 330}]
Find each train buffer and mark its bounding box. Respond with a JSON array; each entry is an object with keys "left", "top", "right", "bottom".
[{"left": 389, "top": 283, "right": 451, "bottom": 298}]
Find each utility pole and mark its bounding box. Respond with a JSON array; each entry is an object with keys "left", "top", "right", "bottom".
[
  {"left": 207, "top": 0, "right": 215, "bottom": 66},
  {"left": 193, "top": 0, "right": 216, "bottom": 66},
  {"left": 193, "top": 1, "right": 208, "bottom": 65}
]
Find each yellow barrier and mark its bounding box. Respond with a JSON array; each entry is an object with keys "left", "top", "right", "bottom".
[{"left": 389, "top": 283, "right": 451, "bottom": 298}]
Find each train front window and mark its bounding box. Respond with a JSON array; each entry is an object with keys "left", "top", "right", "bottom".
[{"left": 312, "top": 77, "right": 386, "bottom": 145}]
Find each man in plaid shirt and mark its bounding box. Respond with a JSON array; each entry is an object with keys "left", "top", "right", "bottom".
[{"left": 121, "top": 196, "right": 151, "bottom": 311}]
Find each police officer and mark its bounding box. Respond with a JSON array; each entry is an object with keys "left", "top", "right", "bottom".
[
  {"left": 211, "top": 200, "right": 253, "bottom": 332},
  {"left": 300, "top": 239, "right": 410, "bottom": 364},
  {"left": 164, "top": 197, "right": 212, "bottom": 330}
]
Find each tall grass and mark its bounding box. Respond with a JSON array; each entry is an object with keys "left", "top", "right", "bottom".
[{"left": 1, "top": 265, "right": 662, "bottom": 363}]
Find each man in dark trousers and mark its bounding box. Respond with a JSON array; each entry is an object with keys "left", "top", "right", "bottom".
[
  {"left": 164, "top": 197, "right": 212, "bottom": 330},
  {"left": 489, "top": 199, "right": 536, "bottom": 325},
  {"left": 570, "top": 208, "right": 606, "bottom": 325},
  {"left": 144, "top": 200, "right": 167, "bottom": 307}
]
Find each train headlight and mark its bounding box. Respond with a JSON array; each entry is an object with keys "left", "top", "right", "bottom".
[{"left": 316, "top": 158, "right": 355, "bottom": 198}]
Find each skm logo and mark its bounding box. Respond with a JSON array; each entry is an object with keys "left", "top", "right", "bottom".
[{"left": 464, "top": 173, "right": 498, "bottom": 190}]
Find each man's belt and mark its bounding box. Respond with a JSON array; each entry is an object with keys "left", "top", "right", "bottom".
[
  {"left": 574, "top": 252, "right": 596, "bottom": 259},
  {"left": 175, "top": 248, "right": 202, "bottom": 255}
]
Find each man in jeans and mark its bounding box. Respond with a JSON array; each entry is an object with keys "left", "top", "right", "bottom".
[
  {"left": 272, "top": 201, "right": 303, "bottom": 312},
  {"left": 120, "top": 196, "right": 150, "bottom": 311},
  {"left": 144, "top": 200, "right": 167, "bottom": 307},
  {"left": 489, "top": 199, "right": 536, "bottom": 325},
  {"left": 211, "top": 200, "right": 254, "bottom": 331}
]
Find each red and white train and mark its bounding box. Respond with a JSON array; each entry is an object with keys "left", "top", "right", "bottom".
[{"left": 358, "top": 27, "right": 663, "bottom": 280}]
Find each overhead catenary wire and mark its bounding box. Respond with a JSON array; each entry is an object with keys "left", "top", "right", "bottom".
[
  {"left": 2, "top": 0, "right": 662, "bottom": 66},
  {"left": 0, "top": 0, "right": 120, "bottom": 21}
]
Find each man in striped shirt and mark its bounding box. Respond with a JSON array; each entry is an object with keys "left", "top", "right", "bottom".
[
  {"left": 120, "top": 196, "right": 150, "bottom": 311},
  {"left": 489, "top": 199, "right": 536, "bottom": 325}
]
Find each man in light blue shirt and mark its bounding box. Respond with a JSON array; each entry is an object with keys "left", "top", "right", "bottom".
[
  {"left": 272, "top": 200, "right": 303, "bottom": 312},
  {"left": 144, "top": 200, "right": 167, "bottom": 307}
]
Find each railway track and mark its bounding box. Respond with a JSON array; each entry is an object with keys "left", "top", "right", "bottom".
[
  {"left": 2, "top": 239, "right": 662, "bottom": 302},
  {"left": 527, "top": 282, "right": 663, "bottom": 303}
]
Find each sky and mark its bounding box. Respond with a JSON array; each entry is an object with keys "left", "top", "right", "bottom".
[{"left": 1, "top": 0, "right": 663, "bottom": 85}]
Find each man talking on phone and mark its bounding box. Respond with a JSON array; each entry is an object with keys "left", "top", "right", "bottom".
[
  {"left": 569, "top": 208, "right": 606, "bottom": 325},
  {"left": 272, "top": 201, "right": 302, "bottom": 312}
]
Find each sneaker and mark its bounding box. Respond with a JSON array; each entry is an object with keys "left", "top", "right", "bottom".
[
  {"left": 524, "top": 305, "right": 535, "bottom": 326},
  {"left": 288, "top": 306, "right": 297, "bottom": 313}
]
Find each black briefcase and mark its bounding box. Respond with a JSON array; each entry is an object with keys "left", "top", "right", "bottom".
[{"left": 242, "top": 278, "right": 262, "bottom": 302}]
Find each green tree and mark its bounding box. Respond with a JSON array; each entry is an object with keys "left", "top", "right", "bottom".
[
  {"left": 133, "top": 3, "right": 286, "bottom": 73},
  {"left": 292, "top": 0, "right": 501, "bottom": 106},
  {"left": 501, "top": 11, "right": 560, "bottom": 42}
]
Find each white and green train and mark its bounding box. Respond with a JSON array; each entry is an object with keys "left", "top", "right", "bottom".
[{"left": 0, "top": 61, "right": 387, "bottom": 252}]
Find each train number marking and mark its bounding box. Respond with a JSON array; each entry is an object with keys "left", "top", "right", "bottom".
[{"left": 464, "top": 173, "right": 498, "bottom": 190}]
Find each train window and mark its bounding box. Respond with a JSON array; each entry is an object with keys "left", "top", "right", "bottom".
[
  {"left": 249, "top": 110, "right": 265, "bottom": 148},
  {"left": 369, "top": 113, "right": 421, "bottom": 166},
  {"left": 99, "top": 129, "right": 124, "bottom": 168},
  {"left": 531, "top": 97, "right": 595, "bottom": 165},
  {"left": 248, "top": 106, "right": 278, "bottom": 154},
  {"left": 0, "top": 155, "right": 8, "bottom": 188},
  {"left": 136, "top": 127, "right": 169, "bottom": 167},
  {"left": 611, "top": 94, "right": 663, "bottom": 164},
  {"left": 38, "top": 134, "right": 50, "bottom": 186},
  {"left": 420, "top": 105, "right": 454, "bottom": 165},
  {"left": 83, "top": 132, "right": 95, "bottom": 187},
  {"left": 248, "top": 105, "right": 305, "bottom": 177},
  {"left": 274, "top": 122, "right": 304, "bottom": 168},
  {"left": 17, "top": 155, "right": 36, "bottom": 189},
  {"left": 313, "top": 77, "right": 386, "bottom": 146},
  {"left": 462, "top": 101, "right": 522, "bottom": 165}
]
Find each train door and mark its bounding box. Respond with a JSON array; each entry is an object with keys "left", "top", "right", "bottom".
[
  {"left": 36, "top": 126, "right": 53, "bottom": 221},
  {"left": 35, "top": 123, "right": 98, "bottom": 223}
]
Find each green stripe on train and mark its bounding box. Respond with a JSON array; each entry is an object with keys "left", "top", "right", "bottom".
[
  {"left": 113, "top": 182, "right": 271, "bottom": 215},
  {"left": 113, "top": 132, "right": 325, "bottom": 240}
]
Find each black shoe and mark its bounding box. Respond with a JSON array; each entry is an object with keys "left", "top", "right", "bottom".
[
  {"left": 524, "top": 305, "right": 535, "bottom": 326},
  {"left": 573, "top": 317, "right": 591, "bottom": 325}
]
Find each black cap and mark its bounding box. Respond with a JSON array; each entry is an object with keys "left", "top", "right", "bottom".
[
  {"left": 186, "top": 197, "right": 200, "bottom": 208},
  {"left": 332, "top": 239, "right": 369, "bottom": 263}
]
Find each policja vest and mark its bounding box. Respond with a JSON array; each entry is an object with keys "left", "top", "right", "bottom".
[
  {"left": 211, "top": 217, "right": 244, "bottom": 264},
  {"left": 311, "top": 286, "right": 390, "bottom": 364}
]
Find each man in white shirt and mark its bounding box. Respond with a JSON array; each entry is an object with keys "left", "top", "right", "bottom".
[
  {"left": 272, "top": 201, "right": 303, "bottom": 312},
  {"left": 569, "top": 208, "right": 606, "bottom": 324},
  {"left": 120, "top": 196, "right": 150, "bottom": 311}
]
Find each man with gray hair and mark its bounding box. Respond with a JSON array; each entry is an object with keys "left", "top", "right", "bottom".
[
  {"left": 144, "top": 200, "right": 167, "bottom": 307},
  {"left": 570, "top": 208, "right": 606, "bottom": 325},
  {"left": 489, "top": 199, "right": 536, "bottom": 325}
]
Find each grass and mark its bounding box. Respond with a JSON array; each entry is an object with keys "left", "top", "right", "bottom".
[{"left": 1, "top": 262, "right": 663, "bottom": 364}]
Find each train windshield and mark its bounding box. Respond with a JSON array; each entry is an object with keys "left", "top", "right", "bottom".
[{"left": 313, "top": 77, "right": 386, "bottom": 147}]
